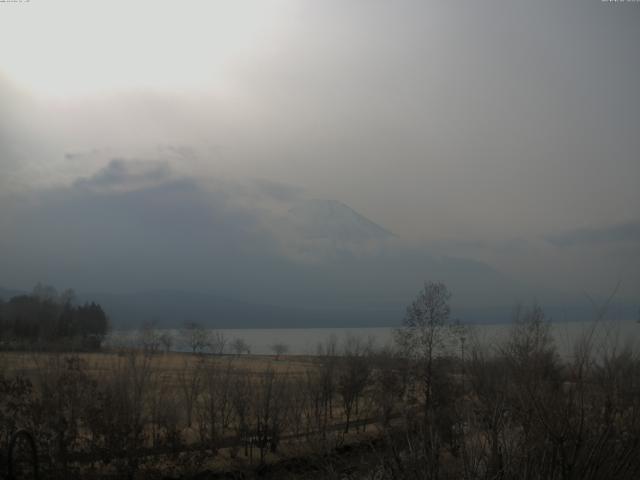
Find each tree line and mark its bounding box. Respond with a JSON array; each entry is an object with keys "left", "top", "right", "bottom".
[{"left": 0, "top": 284, "right": 109, "bottom": 350}]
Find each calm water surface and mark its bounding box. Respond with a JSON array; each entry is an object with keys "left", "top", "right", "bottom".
[{"left": 106, "top": 320, "right": 640, "bottom": 358}]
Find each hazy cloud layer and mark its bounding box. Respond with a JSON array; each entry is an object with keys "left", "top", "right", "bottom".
[
  {"left": 547, "top": 221, "right": 640, "bottom": 248},
  {"left": 0, "top": 1, "right": 639, "bottom": 309},
  {"left": 73, "top": 159, "right": 174, "bottom": 193},
  {"left": 0, "top": 158, "right": 532, "bottom": 313}
]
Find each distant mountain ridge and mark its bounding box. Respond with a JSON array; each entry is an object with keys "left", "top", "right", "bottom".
[
  {"left": 2, "top": 286, "right": 637, "bottom": 330},
  {"left": 82, "top": 289, "right": 403, "bottom": 330},
  {"left": 2, "top": 160, "right": 637, "bottom": 328},
  {"left": 0, "top": 287, "right": 24, "bottom": 300}
]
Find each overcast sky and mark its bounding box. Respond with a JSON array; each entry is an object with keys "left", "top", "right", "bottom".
[{"left": 0, "top": 0, "right": 638, "bottom": 305}]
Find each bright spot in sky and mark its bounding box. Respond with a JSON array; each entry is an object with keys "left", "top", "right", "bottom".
[{"left": 0, "top": 0, "right": 291, "bottom": 98}]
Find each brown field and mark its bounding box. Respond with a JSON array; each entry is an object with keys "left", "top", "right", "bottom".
[{"left": 0, "top": 350, "right": 317, "bottom": 379}]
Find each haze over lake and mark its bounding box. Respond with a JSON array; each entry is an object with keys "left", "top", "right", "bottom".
[{"left": 106, "top": 319, "right": 640, "bottom": 358}]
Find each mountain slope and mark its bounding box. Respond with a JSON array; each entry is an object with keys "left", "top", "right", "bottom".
[
  {"left": 0, "top": 159, "right": 589, "bottom": 326},
  {"left": 286, "top": 199, "right": 393, "bottom": 243}
]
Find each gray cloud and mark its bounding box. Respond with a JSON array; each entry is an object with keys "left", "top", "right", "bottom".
[
  {"left": 73, "top": 159, "right": 174, "bottom": 192},
  {"left": 252, "top": 178, "right": 304, "bottom": 203},
  {"left": 547, "top": 221, "right": 640, "bottom": 248}
]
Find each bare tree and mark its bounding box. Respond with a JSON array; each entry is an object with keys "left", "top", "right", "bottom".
[
  {"left": 337, "top": 335, "right": 372, "bottom": 432},
  {"left": 208, "top": 331, "right": 227, "bottom": 356},
  {"left": 394, "top": 281, "right": 454, "bottom": 478},
  {"left": 371, "top": 348, "right": 406, "bottom": 428},
  {"left": 137, "top": 321, "right": 161, "bottom": 354},
  {"left": 91, "top": 350, "right": 155, "bottom": 477},
  {"left": 181, "top": 322, "right": 210, "bottom": 354},
  {"left": 271, "top": 343, "right": 289, "bottom": 360},
  {"left": 159, "top": 331, "right": 173, "bottom": 353},
  {"left": 231, "top": 337, "right": 251, "bottom": 355},
  {"left": 230, "top": 370, "right": 252, "bottom": 458},
  {"left": 251, "top": 367, "right": 290, "bottom": 462},
  {"left": 176, "top": 356, "right": 203, "bottom": 428},
  {"left": 197, "top": 359, "right": 235, "bottom": 451},
  {"left": 316, "top": 337, "right": 339, "bottom": 430},
  {"left": 395, "top": 281, "right": 452, "bottom": 412}
]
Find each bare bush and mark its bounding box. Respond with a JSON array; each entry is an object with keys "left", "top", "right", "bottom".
[
  {"left": 231, "top": 337, "right": 251, "bottom": 355},
  {"left": 337, "top": 335, "right": 372, "bottom": 433},
  {"left": 176, "top": 356, "right": 203, "bottom": 428},
  {"left": 271, "top": 342, "right": 289, "bottom": 360},
  {"left": 196, "top": 358, "right": 235, "bottom": 451},
  {"left": 209, "top": 331, "right": 227, "bottom": 355},
  {"left": 181, "top": 322, "right": 211, "bottom": 354}
]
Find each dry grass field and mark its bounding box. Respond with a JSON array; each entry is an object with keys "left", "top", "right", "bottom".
[
  {"left": 0, "top": 347, "right": 393, "bottom": 478},
  {"left": 0, "top": 350, "right": 316, "bottom": 379}
]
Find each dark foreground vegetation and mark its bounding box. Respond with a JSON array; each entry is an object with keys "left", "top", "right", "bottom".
[{"left": 1, "top": 282, "right": 639, "bottom": 479}]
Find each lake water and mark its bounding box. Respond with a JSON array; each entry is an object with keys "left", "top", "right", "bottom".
[{"left": 105, "top": 319, "right": 640, "bottom": 358}]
